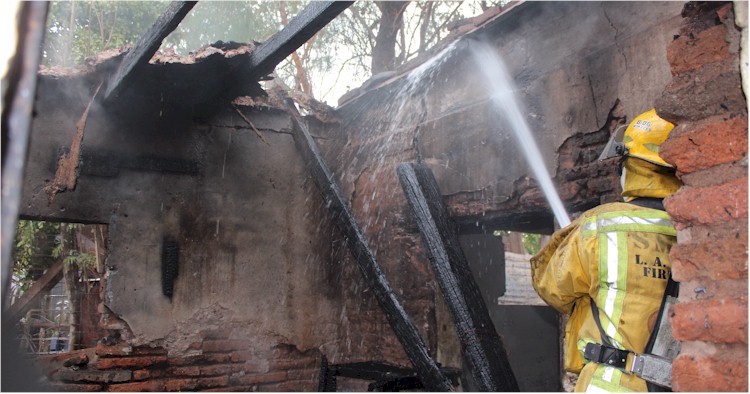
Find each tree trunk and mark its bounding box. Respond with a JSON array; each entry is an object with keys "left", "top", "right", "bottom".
[
  {"left": 278, "top": 0, "right": 313, "bottom": 96},
  {"left": 371, "top": 1, "right": 407, "bottom": 74}
]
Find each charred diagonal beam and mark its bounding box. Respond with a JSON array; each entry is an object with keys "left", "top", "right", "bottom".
[
  {"left": 3, "top": 260, "right": 63, "bottom": 324},
  {"left": 285, "top": 99, "right": 453, "bottom": 392},
  {"left": 104, "top": 1, "right": 197, "bottom": 102},
  {"left": 1, "top": 2, "right": 49, "bottom": 302},
  {"left": 397, "top": 163, "right": 519, "bottom": 392},
  {"left": 248, "top": 1, "right": 353, "bottom": 80}
]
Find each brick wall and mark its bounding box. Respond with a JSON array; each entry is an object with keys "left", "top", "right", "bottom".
[
  {"left": 37, "top": 333, "right": 321, "bottom": 392},
  {"left": 656, "top": 2, "right": 748, "bottom": 392}
]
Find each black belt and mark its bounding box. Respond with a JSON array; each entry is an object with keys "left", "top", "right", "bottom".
[{"left": 584, "top": 342, "right": 632, "bottom": 370}]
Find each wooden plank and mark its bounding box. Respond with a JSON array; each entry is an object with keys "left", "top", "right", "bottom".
[
  {"left": 4, "top": 260, "right": 64, "bottom": 324},
  {"left": 284, "top": 100, "right": 454, "bottom": 392},
  {"left": 248, "top": 1, "right": 353, "bottom": 79},
  {"left": 104, "top": 1, "right": 197, "bottom": 101},
  {"left": 397, "top": 163, "right": 519, "bottom": 392}
]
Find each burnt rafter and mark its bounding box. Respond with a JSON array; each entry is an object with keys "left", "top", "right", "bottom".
[
  {"left": 397, "top": 163, "right": 519, "bottom": 392},
  {"left": 103, "top": 1, "right": 197, "bottom": 102},
  {"left": 248, "top": 1, "right": 354, "bottom": 80},
  {"left": 285, "top": 99, "right": 454, "bottom": 392}
]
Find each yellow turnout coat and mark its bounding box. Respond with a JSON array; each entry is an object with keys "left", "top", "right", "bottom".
[{"left": 531, "top": 202, "right": 676, "bottom": 392}]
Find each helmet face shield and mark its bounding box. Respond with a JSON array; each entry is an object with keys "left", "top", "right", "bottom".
[{"left": 598, "top": 124, "right": 628, "bottom": 161}]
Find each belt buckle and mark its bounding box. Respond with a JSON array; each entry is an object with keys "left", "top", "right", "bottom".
[
  {"left": 603, "top": 348, "right": 629, "bottom": 369},
  {"left": 584, "top": 343, "right": 629, "bottom": 369}
]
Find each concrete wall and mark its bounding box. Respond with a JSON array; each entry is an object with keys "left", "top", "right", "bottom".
[{"left": 20, "top": 67, "right": 382, "bottom": 389}]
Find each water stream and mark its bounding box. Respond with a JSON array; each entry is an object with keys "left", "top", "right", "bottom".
[{"left": 469, "top": 41, "right": 571, "bottom": 227}]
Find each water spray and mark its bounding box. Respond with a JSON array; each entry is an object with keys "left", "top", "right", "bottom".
[{"left": 469, "top": 41, "right": 571, "bottom": 228}]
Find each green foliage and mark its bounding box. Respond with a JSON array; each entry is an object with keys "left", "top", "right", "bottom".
[
  {"left": 493, "top": 230, "right": 542, "bottom": 255},
  {"left": 521, "top": 233, "right": 542, "bottom": 255},
  {"left": 41, "top": 0, "right": 505, "bottom": 101},
  {"left": 13, "top": 220, "right": 61, "bottom": 289},
  {"left": 44, "top": 1, "right": 166, "bottom": 66},
  {"left": 11, "top": 220, "right": 95, "bottom": 295}
]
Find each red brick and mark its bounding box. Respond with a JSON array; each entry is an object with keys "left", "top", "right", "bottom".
[
  {"left": 58, "top": 369, "right": 132, "bottom": 383},
  {"left": 229, "top": 371, "right": 287, "bottom": 386},
  {"left": 267, "top": 357, "right": 318, "bottom": 370},
  {"left": 670, "top": 234, "right": 748, "bottom": 281},
  {"left": 131, "top": 346, "right": 168, "bottom": 356},
  {"left": 670, "top": 299, "right": 748, "bottom": 344},
  {"left": 132, "top": 369, "right": 164, "bottom": 381},
  {"left": 168, "top": 365, "right": 201, "bottom": 377},
  {"left": 47, "top": 382, "right": 103, "bottom": 392},
  {"left": 200, "top": 364, "right": 234, "bottom": 376},
  {"left": 187, "top": 341, "right": 202, "bottom": 351},
  {"left": 230, "top": 350, "right": 252, "bottom": 363},
  {"left": 201, "top": 385, "right": 259, "bottom": 392},
  {"left": 665, "top": 178, "right": 748, "bottom": 228},
  {"left": 286, "top": 368, "right": 318, "bottom": 381},
  {"left": 672, "top": 345, "right": 748, "bottom": 392},
  {"left": 204, "top": 353, "right": 231, "bottom": 363},
  {"left": 164, "top": 378, "right": 198, "bottom": 391},
  {"left": 259, "top": 379, "right": 316, "bottom": 392},
  {"left": 107, "top": 381, "right": 166, "bottom": 392},
  {"left": 655, "top": 60, "right": 745, "bottom": 123},
  {"left": 667, "top": 24, "right": 731, "bottom": 75},
  {"left": 95, "top": 342, "right": 133, "bottom": 357},
  {"left": 196, "top": 375, "right": 229, "bottom": 389},
  {"left": 97, "top": 355, "right": 168, "bottom": 370},
  {"left": 202, "top": 339, "right": 250, "bottom": 353},
  {"left": 661, "top": 115, "right": 748, "bottom": 175}
]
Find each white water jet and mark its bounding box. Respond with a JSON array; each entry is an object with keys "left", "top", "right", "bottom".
[{"left": 469, "top": 41, "right": 571, "bottom": 227}]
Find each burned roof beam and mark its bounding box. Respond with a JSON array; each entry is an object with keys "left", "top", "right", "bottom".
[
  {"left": 104, "top": 1, "right": 197, "bottom": 102},
  {"left": 284, "top": 99, "right": 454, "bottom": 392},
  {"left": 398, "top": 163, "right": 520, "bottom": 392},
  {"left": 248, "top": 1, "right": 353, "bottom": 80}
]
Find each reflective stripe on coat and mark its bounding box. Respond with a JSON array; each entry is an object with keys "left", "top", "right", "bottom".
[{"left": 530, "top": 202, "right": 676, "bottom": 392}]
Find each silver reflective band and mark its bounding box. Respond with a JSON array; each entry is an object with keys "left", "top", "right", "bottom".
[{"left": 582, "top": 216, "right": 674, "bottom": 232}]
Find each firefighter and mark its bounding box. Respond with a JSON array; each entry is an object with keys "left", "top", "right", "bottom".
[{"left": 530, "top": 109, "right": 681, "bottom": 392}]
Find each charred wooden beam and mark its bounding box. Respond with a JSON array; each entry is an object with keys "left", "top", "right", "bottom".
[
  {"left": 397, "top": 163, "right": 519, "bottom": 392},
  {"left": 1, "top": 2, "right": 49, "bottom": 302},
  {"left": 104, "top": 1, "right": 197, "bottom": 102},
  {"left": 4, "top": 260, "right": 64, "bottom": 324},
  {"left": 248, "top": 1, "right": 353, "bottom": 80},
  {"left": 285, "top": 100, "right": 454, "bottom": 392}
]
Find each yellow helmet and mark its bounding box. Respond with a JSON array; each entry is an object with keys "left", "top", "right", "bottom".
[{"left": 622, "top": 109, "right": 675, "bottom": 167}]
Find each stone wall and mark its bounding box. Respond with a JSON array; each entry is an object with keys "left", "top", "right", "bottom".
[{"left": 656, "top": 2, "right": 748, "bottom": 391}]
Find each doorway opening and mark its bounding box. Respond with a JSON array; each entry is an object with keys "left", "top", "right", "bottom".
[{"left": 459, "top": 230, "right": 562, "bottom": 391}]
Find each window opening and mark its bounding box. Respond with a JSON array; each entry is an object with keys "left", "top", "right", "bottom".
[{"left": 8, "top": 220, "right": 107, "bottom": 355}]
